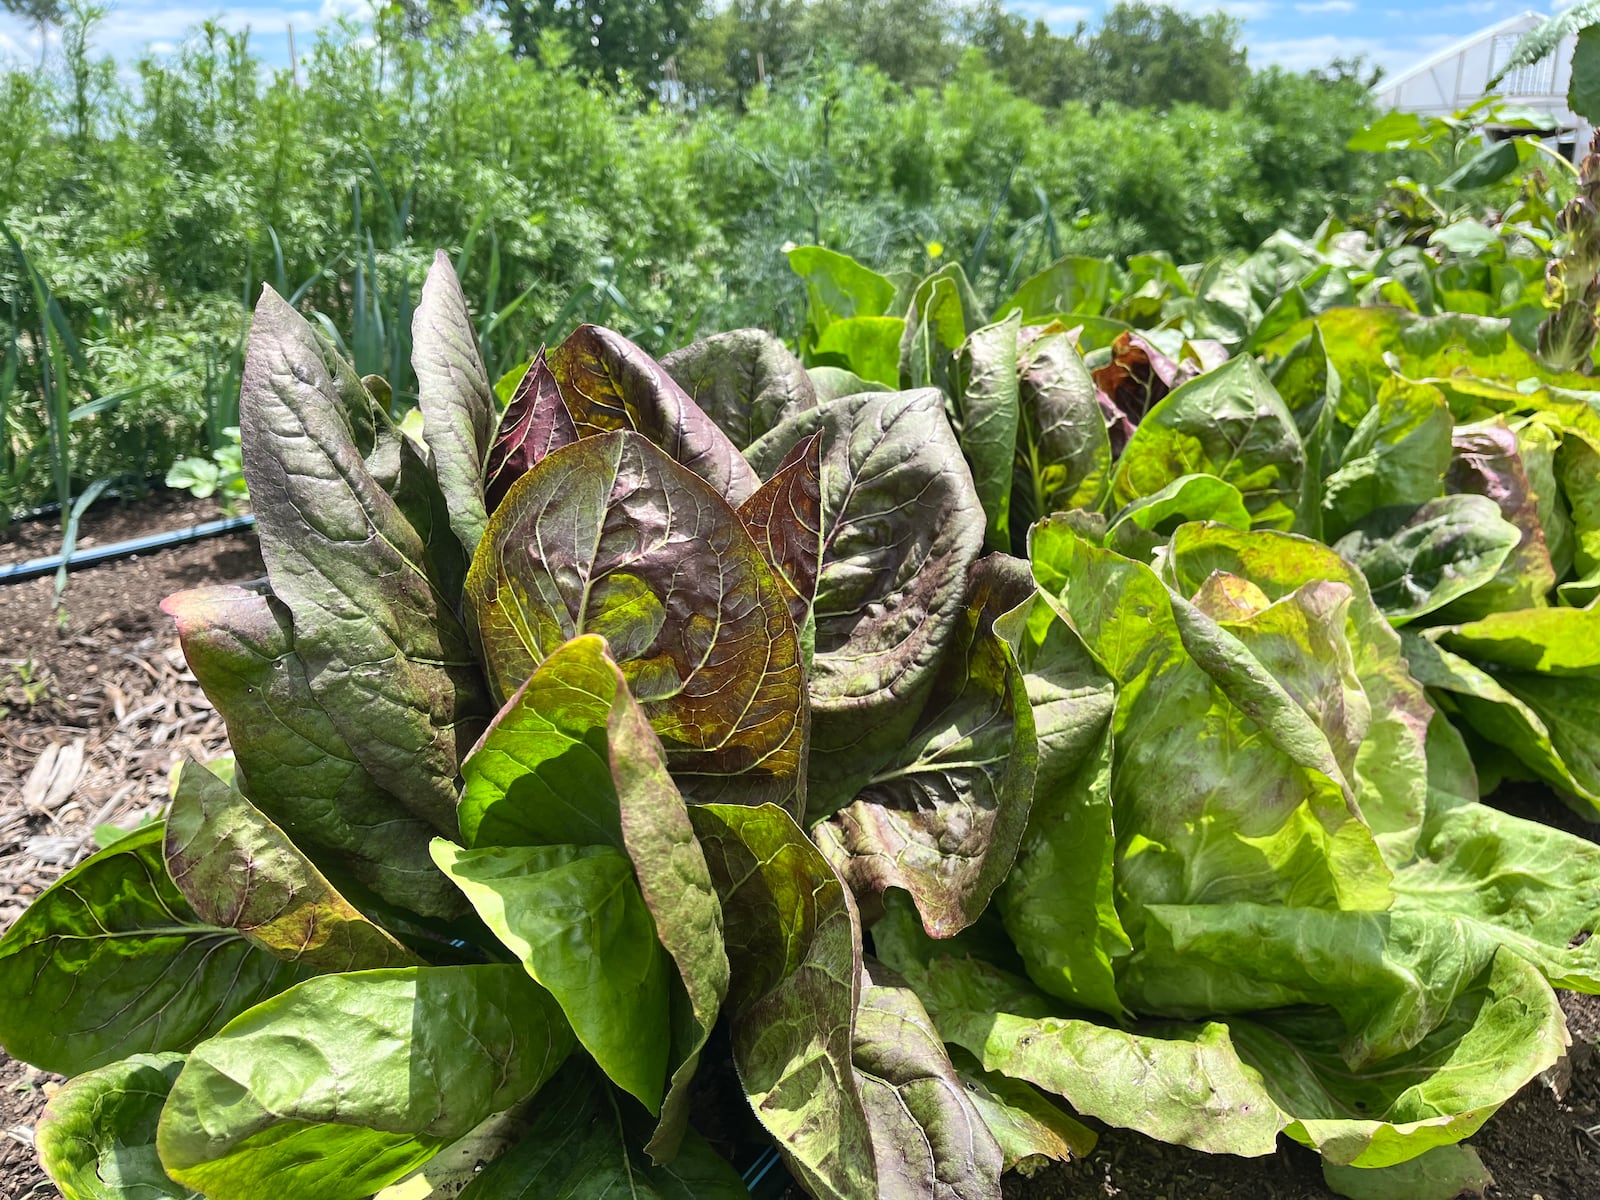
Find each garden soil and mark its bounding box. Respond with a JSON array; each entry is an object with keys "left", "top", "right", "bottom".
[{"left": 5, "top": 492, "right": 1600, "bottom": 1200}]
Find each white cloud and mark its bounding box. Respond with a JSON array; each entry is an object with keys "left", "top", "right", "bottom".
[
  {"left": 1294, "top": 0, "right": 1356, "bottom": 12},
  {"left": 1010, "top": 1, "right": 1093, "bottom": 27},
  {"left": 318, "top": 0, "right": 371, "bottom": 24},
  {"left": 1251, "top": 30, "right": 1458, "bottom": 73},
  {"left": 1382, "top": 1, "right": 1509, "bottom": 19},
  {"left": 1164, "top": 0, "right": 1276, "bottom": 19}
]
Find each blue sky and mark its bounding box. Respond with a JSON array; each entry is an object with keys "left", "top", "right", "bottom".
[{"left": 0, "top": 0, "right": 1577, "bottom": 81}]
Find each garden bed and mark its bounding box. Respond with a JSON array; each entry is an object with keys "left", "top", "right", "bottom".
[{"left": 4, "top": 491, "right": 1600, "bottom": 1200}]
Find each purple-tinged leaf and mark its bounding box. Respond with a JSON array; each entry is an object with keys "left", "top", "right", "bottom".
[
  {"left": 484, "top": 349, "right": 577, "bottom": 512},
  {"left": 1092, "top": 331, "right": 1182, "bottom": 434},
  {"left": 1010, "top": 329, "right": 1112, "bottom": 552},
  {"left": 239, "top": 287, "right": 490, "bottom": 835},
  {"left": 852, "top": 959, "right": 1004, "bottom": 1200},
  {"left": 550, "top": 324, "right": 761, "bottom": 505},
  {"left": 414, "top": 251, "right": 497, "bottom": 556},
  {"left": 737, "top": 432, "right": 824, "bottom": 636},
  {"left": 162, "top": 584, "right": 464, "bottom": 920},
  {"left": 745, "top": 389, "right": 987, "bottom": 814},
  {"left": 165, "top": 759, "right": 422, "bottom": 974},
  {"left": 816, "top": 558, "right": 1038, "bottom": 938},
  {"left": 956, "top": 313, "right": 1023, "bottom": 554},
  {"left": 662, "top": 328, "right": 818, "bottom": 450},
  {"left": 465, "top": 432, "right": 806, "bottom": 810},
  {"left": 688, "top": 802, "right": 877, "bottom": 1200},
  {"left": 1441, "top": 419, "right": 1557, "bottom": 617},
  {"left": 948, "top": 1051, "right": 1096, "bottom": 1173}
]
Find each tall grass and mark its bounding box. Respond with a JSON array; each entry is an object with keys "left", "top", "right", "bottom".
[{"left": 2, "top": 223, "right": 79, "bottom": 525}]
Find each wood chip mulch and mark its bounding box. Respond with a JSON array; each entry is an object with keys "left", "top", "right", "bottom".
[{"left": 0, "top": 637, "right": 229, "bottom": 932}]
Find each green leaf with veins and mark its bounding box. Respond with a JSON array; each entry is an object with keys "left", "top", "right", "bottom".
[
  {"left": 914, "top": 956, "right": 1287, "bottom": 1158},
  {"left": 1321, "top": 377, "right": 1453, "bottom": 540},
  {"left": 1322, "top": 1145, "right": 1492, "bottom": 1200},
  {"left": 1393, "top": 799, "right": 1600, "bottom": 992},
  {"left": 787, "top": 244, "right": 900, "bottom": 356},
  {"left": 165, "top": 759, "right": 422, "bottom": 973},
  {"left": 162, "top": 583, "right": 464, "bottom": 919},
  {"left": 813, "top": 316, "right": 907, "bottom": 388},
  {"left": 955, "top": 311, "right": 1022, "bottom": 553},
  {"left": 999, "top": 255, "right": 1117, "bottom": 320},
  {"left": 1402, "top": 632, "right": 1600, "bottom": 816},
  {"left": 1105, "top": 473, "right": 1250, "bottom": 562},
  {"left": 0, "top": 825, "right": 305, "bottom": 1075},
  {"left": 1029, "top": 519, "right": 1391, "bottom": 942},
  {"left": 993, "top": 592, "right": 1128, "bottom": 1019},
  {"left": 457, "top": 1058, "right": 750, "bottom": 1199},
  {"left": 156, "top": 966, "right": 573, "bottom": 1200},
  {"left": 1428, "top": 608, "right": 1600, "bottom": 816},
  {"left": 1229, "top": 949, "right": 1564, "bottom": 1168},
  {"left": 809, "top": 365, "right": 892, "bottom": 402},
  {"left": 1112, "top": 355, "right": 1305, "bottom": 530},
  {"left": 1163, "top": 523, "right": 1432, "bottom": 866},
  {"left": 454, "top": 634, "right": 728, "bottom": 1158},
  {"left": 661, "top": 328, "right": 817, "bottom": 451},
  {"left": 413, "top": 251, "right": 496, "bottom": 557},
  {"left": 1332, "top": 495, "right": 1520, "bottom": 624},
  {"left": 432, "top": 840, "right": 672, "bottom": 1112},
  {"left": 36, "top": 1053, "right": 199, "bottom": 1200},
  {"left": 238, "top": 287, "right": 490, "bottom": 835}
]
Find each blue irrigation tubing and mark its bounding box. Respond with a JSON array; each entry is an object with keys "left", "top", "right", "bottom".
[
  {"left": 741, "top": 1146, "right": 784, "bottom": 1192},
  {"left": 0, "top": 514, "right": 257, "bottom": 584}
]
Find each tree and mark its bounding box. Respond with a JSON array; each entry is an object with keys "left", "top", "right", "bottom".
[
  {"left": 675, "top": 0, "right": 812, "bottom": 101},
  {"left": 962, "top": 0, "right": 1089, "bottom": 109},
  {"left": 1086, "top": 2, "right": 1246, "bottom": 111},
  {"left": 497, "top": 0, "right": 703, "bottom": 85},
  {"left": 805, "top": 0, "right": 961, "bottom": 89}
]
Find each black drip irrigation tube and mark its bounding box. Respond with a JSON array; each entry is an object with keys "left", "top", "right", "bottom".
[{"left": 0, "top": 514, "right": 257, "bottom": 585}]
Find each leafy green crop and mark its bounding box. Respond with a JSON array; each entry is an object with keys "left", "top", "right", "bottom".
[{"left": 12, "top": 226, "right": 1600, "bottom": 1200}]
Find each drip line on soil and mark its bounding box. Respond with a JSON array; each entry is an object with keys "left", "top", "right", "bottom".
[{"left": 0, "top": 515, "right": 257, "bottom": 585}]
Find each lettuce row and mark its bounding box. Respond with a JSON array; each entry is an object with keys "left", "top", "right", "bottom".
[{"left": 5, "top": 245, "right": 1600, "bottom": 1200}]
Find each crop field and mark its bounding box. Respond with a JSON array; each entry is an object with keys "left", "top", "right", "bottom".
[{"left": 9, "top": 3, "right": 1600, "bottom": 1200}]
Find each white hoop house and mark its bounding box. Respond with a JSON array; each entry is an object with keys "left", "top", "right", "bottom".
[{"left": 1376, "top": 10, "right": 1592, "bottom": 157}]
